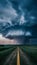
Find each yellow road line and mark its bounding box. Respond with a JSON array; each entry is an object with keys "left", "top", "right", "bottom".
[{"left": 17, "top": 47, "right": 20, "bottom": 65}]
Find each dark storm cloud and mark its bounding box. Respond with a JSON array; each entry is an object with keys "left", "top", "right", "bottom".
[
  {"left": 0, "top": 0, "right": 37, "bottom": 38},
  {"left": 9, "top": 0, "right": 37, "bottom": 26}
]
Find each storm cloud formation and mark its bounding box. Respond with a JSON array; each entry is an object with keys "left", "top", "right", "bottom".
[{"left": 0, "top": 0, "right": 37, "bottom": 38}]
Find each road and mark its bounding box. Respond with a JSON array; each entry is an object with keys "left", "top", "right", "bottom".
[{"left": 0, "top": 46, "right": 37, "bottom": 65}]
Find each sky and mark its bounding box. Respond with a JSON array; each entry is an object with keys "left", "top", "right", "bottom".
[{"left": 0, "top": 0, "right": 37, "bottom": 39}]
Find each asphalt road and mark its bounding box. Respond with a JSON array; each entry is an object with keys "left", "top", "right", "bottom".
[{"left": 0, "top": 46, "right": 37, "bottom": 65}]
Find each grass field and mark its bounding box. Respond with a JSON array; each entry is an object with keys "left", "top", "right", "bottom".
[
  {"left": 20, "top": 46, "right": 37, "bottom": 65},
  {"left": 0, "top": 45, "right": 37, "bottom": 65}
]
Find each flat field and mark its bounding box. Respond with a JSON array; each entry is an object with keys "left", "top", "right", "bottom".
[{"left": 0, "top": 45, "right": 37, "bottom": 65}]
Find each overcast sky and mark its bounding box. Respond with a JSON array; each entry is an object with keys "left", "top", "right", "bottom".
[{"left": 0, "top": 0, "right": 37, "bottom": 39}]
